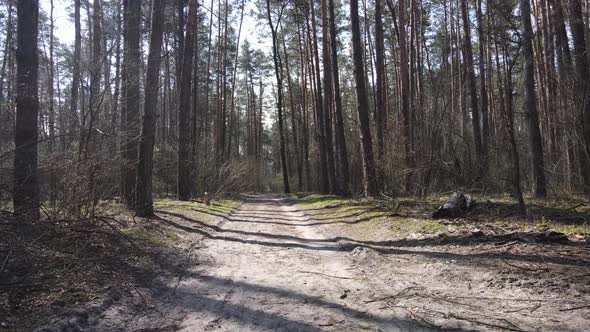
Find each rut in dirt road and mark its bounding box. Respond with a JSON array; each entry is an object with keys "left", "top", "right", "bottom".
[{"left": 165, "top": 194, "right": 434, "bottom": 332}]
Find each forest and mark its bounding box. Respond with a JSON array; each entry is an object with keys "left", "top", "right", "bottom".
[{"left": 1, "top": 0, "right": 590, "bottom": 330}]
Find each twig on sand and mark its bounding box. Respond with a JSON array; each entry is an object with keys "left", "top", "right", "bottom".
[
  {"left": 299, "top": 270, "right": 351, "bottom": 280},
  {"left": 364, "top": 287, "right": 414, "bottom": 304},
  {"left": 448, "top": 313, "right": 526, "bottom": 332},
  {"left": 559, "top": 304, "right": 590, "bottom": 312},
  {"left": 502, "top": 259, "right": 549, "bottom": 272}
]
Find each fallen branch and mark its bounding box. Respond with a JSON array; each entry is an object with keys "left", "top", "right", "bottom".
[
  {"left": 559, "top": 304, "right": 590, "bottom": 312},
  {"left": 502, "top": 259, "right": 549, "bottom": 272},
  {"left": 364, "top": 287, "right": 414, "bottom": 304},
  {"left": 299, "top": 270, "right": 351, "bottom": 280}
]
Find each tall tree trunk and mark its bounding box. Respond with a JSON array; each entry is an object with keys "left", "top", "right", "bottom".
[
  {"left": 48, "top": 0, "right": 56, "bottom": 206},
  {"left": 266, "top": 0, "right": 290, "bottom": 194},
  {"left": 375, "top": 0, "right": 386, "bottom": 161},
  {"left": 329, "top": 0, "right": 350, "bottom": 196},
  {"left": 320, "top": 0, "right": 338, "bottom": 194},
  {"left": 177, "top": 0, "right": 198, "bottom": 201},
  {"left": 14, "top": 0, "right": 40, "bottom": 219},
  {"left": 476, "top": 0, "right": 489, "bottom": 172},
  {"left": 570, "top": 0, "right": 590, "bottom": 198},
  {"left": 460, "top": 0, "right": 484, "bottom": 179},
  {"left": 350, "top": 0, "right": 378, "bottom": 197},
  {"left": 69, "top": 0, "right": 81, "bottom": 135},
  {"left": 281, "top": 32, "right": 301, "bottom": 190},
  {"left": 135, "top": 0, "right": 166, "bottom": 217},
  {"left": 123, "top": 0, "right": 141, "bottom": 207},
  {"left": 309, "top": 0, "right": 329, "bottom": 193},
  {"left": 398, "top": 0, "right": 414, "bottom": 193},
  {"left": 228, "top": 0, "right": 245, "bottom": 160},
  {"left": 520, "top": 0, "right": 547, "bottom": 198}
]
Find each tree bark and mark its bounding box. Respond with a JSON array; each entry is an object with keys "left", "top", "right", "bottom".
[
  {"left": 350, "top": 0, "right": 378, "bottom": 197},
  {"left": 398, "top": 0, "right": 415, "bottom": 193},
  {"left": 375, "top": 0, "right": 386, "bottom": 161},
  {"left": 460, "top": 0, "right": 484, "bottom": 179},
  {"left": 266, "top": 0, "right": 291, "bottom": 194},
  {"left": 14, "top": 0, "right": 40, "bottom": 220},
  {"left": 69, "top": 0, "right": 81, "bottom": 135},
  {"left": 520, "top": 0, "right": 547, "bottom": 198},
  {"left": 329, "top": 0, "right": 350, "bottom": 196},
  {"left": 123, "top": 0, "right": 141, "bottom": 207},
  {"left": 136, "top": 0, "right": 166, "bottom": 217},
  {"left": 309, "top": 0, "right": 329, "bottom": 193},
  {"left": 569, "top": 0, "right": 590, "bottom": 198},
  {"left": 177, "top": 0, "right": 198, "bottom": 201},
  {"left": 320, "top": 0, "right": 338, "bottom": 194}
]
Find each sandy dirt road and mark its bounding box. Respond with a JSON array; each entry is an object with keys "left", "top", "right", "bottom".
[
  {"left": 158, "top": 194, "right": 434, "bottom": 331},
  {"left": 96, "top": 193, "right": 588, "bottom": 332}
]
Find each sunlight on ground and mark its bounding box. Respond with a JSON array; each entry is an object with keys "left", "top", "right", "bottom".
[{"left": 292, "top": 193, "right": 590, "bottom": 239}]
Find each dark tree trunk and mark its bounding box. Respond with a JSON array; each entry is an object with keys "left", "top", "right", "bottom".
[
  {"left": 14, "top": 0, "right": 40, "bottom": 219},
  {"left": 350, "top": 0, "right": 378, "bottom": 197},
  {"left": 520, "top": 0, "right": 547, "bottom": 198},
  {"left": 398, "top": 0, "right": 414, "bottom": 193},
  {"left": 69, "top": 0, "right": 81, "bottom": 134},
  {"left": 460, "top": 0, "right": 484, "bottom": 179},
  {"left": 123, "top": 0, "right": 141, "bottom": 207},
  {"left": 476, "top": 0, "right": 489, "bottom": 172},
  {"left": 320, "top": 0, "right": 338, "bottom": 194},
  {"left": 135, "top": 0, "right": 166, "bottom": 217},
  {"left": 375, "top": 0, "right": 385, "bottom": 161},
  {"left": 177, "top": 0, "right": 198, "bottom": 201},
  {"left": 569, "top": 0, "right": 590, "bottom": 199}
]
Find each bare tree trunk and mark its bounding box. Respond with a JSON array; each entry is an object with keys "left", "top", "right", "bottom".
[
  {"left": 177, "top": 0, "right": 198, "bottom": 201},
  {"left": 520, "top": 0, "right": 547, "bottom": 198},
  {"left": 460, "top": 0, "right": 484, "bottom": 179},
  {"left": 570, "top": 0, "right": 590, "bottom": 198},
  {"left": 350, "top": 0, "right": 378, "bottom": 197},
  {"left": 320, "top": 0, "right": 338, "bottom": 194},
  {"left": 398, "top": 0, "right": 415, "bottom": 193},
  {"left": 266, "top": 0, "right": 290, "bottom": 194},
  {"left": 476, "top": 0, "right": 489, "bottom": 173},
  {"left": 69, "top": 0, "right": 82, "bottom": 135},
  {"left": 375, "top": 0, "right": 385, "bottom": 161},
  {"left": 136, "top": 0, "right": 166, "bottom": 217},
  {"left": 48, "top": 0, "right": 56, "bottom": 206},
  {"left": 122, "top": 0, "right": 141, "bottom": 207},
  {"left": 14, "top": 0, "right": 40, "bottom": 219},
  {"left": 329, "top": 0, "right": 350, "bottom": 196},
  {"left": 309, "top": 0, "right": 329, "bottom": 193}
]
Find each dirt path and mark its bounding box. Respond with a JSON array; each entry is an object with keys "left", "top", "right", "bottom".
[
  {"left": 107, "top": 194, "right": 588, "bottom": 332},
  {"left": 160, "top": 194, "right": 429, "bottom": 331}
]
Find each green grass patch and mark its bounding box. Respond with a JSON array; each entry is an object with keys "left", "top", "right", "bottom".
[{"left": 123, "top": 227, "right": 178, "bottom": 247}]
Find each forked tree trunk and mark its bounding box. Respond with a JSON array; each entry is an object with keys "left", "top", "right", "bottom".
[{"left": 266, "top": 0, "right": 291, "bottom": 194}]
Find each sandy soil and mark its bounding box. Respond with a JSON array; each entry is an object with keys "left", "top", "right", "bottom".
[{"left": 37, "top": 194, "right": 590, "bottom": 331}]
